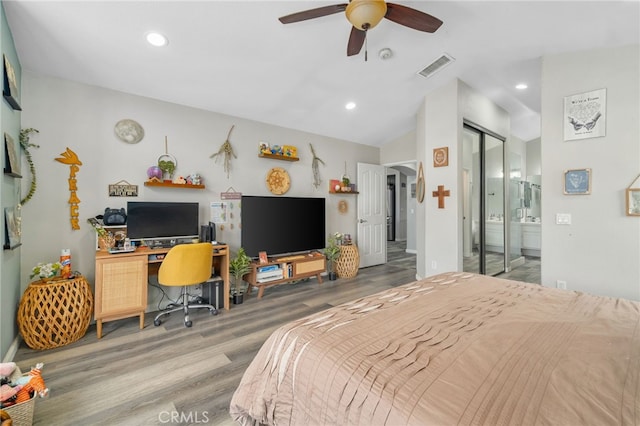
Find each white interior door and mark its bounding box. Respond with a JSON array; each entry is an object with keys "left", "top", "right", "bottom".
[{"left": 357, "top": 162, "right": 386, "bottom": 267}]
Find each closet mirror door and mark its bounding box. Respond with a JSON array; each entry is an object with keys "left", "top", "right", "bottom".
[
  {"left": 462, "top": 127, "right": 481, "bottom": 273},
  {"left": 462, "top": 124, "right": 505, "bottom": 276},
  {"left": 484, "top": 134, "right": 505, "bottom": 276}
]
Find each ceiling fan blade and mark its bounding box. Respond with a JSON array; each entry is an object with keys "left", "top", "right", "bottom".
[
  {"left": 347, "top": 27, "right": 366, "bottom": 56},
  {"left": 385, "top": 3, "right": 443, "bottom": 33},
  {"left": 279, "top": 4, "right": 348, "bottom": 24}
]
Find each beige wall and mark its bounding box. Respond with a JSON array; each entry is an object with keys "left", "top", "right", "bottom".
[
  {"left": 379, "top": 130, "right": 415, "bottom": 164},
  {"left": 19, "top": 72, "right": 379, "bottom": 312},
  {"left": 540, "top": 44, "right": 639, "bottom": 301}
]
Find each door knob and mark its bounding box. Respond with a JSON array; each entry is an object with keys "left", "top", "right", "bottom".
[{"left": 358, "top": 218, "right": 368, "bottom": 223}]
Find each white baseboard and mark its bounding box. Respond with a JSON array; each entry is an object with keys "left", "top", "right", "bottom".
[{"left": 2, "top": 335, "right": 21, "bottom": 362}]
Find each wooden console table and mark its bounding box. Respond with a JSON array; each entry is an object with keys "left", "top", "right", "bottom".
[
  {"left": 94, "top": 244, "right": 228, "bottom": 338},
  {"left": 335, "top": 245, "right": 360, "bottom": 278},
  {"left": 245, "top": 252, "right": 326, "bottom": 299}
]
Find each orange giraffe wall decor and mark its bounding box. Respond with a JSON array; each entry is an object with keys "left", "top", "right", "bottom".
[{"left": 55, "top": 148, "right": 82, "bottom": 230}]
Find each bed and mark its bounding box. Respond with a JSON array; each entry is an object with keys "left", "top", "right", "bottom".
[{"left": 230, "top": 272, "right": 640, "bottom": 425}]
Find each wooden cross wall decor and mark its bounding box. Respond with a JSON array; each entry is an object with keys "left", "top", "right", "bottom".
[{"left": 432, "top": 185, "right": 450, "bottom": 209}]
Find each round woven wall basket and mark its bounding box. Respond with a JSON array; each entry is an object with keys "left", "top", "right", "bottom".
[{"left": 17, "top": 275, "right": 93, "bottom": 350}]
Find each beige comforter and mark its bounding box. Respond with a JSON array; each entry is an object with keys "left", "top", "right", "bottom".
[{"left": 230, "top": 272, "right": 640, "bottom": 425}]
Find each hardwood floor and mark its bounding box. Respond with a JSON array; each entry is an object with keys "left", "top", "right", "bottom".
[
  {"left": 12, "top": 243, "right": 540, "bottom": 425},
  {"left": 12, "top": 262, "right": 418, "bottom": 426}
]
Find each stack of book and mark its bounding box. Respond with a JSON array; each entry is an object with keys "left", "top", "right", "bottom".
[{"left": 256, "top": 264, "right": 283, "bottom": 283}]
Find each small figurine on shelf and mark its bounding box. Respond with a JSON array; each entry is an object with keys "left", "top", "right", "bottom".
[
  {"left": 186, "top": 173, "right": 202, "bottom": 185},
  {"left": 259, "top": 142, "right": 270, "bottom": 154},
  {"left": 270, "top": 145, "right": 282, "bottom": 155},
  {"left": 282, "top": 145, "right": 297, "bottom": 157}
]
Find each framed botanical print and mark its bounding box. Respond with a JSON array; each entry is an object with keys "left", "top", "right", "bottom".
[{"left": 563, "top": 168, "right": 591, "bottom": 195}]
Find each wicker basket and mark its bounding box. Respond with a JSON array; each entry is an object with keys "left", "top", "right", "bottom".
[
  {"left": 335, "top": 245, "right": 360, "bottom": 279},
  {"left": 17, "top": 275, "right": 93, "bottom": 350},
  {"left": 3, "top": 393, "right": 36, "bottom": 426},
  {"left": 3, "top": 367, "right": 37, "bottom": 426}
]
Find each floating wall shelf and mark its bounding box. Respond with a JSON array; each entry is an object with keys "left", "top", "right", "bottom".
[
  {"left": 144, "top": 181, "right": 205, "bottom": 189},
  {"left": 258, "top": 153, "right": 299, "bottom": 162}
]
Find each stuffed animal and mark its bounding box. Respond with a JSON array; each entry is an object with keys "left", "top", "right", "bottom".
[
  {"left": 14, "top": 363, "right": 47, "bottom": 404},
  {"left": 0, "top": 384, "right": 22, "bottom": 404},
  {"left": 0, "top": 364, "right": 15, "bottom": 379}
]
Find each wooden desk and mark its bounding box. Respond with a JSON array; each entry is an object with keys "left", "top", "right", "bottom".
[{"left": 94, "top": 244, "right": 229, "bottom": 338}]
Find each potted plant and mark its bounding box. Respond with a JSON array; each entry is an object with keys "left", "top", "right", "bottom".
[
  {"left": 229, "top": 247, "right": 252, "bottom": 304},
  {"left": 324, "top": 232, "right": 342, "bottom": 281},
  {"left": 87, "top": 217, "right": 115, "bottom": 250}
]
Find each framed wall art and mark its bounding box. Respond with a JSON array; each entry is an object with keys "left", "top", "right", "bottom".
[
  {"left": 433, "top": 147, "right": 449, "bottom": 167},
  {"left": 108, "top": 180, "right": 138, "bottom": 197},
  {"left": 563, "top": 168, "right": 591, "bottom": 195},
  {"left": 4, "top": 206, "right": 21, "bottom": 249},
  {"left": 4, "top": 133, "right": 20, "bottom": 177},
  {"left": 564, "top": 88, "right": 606, "bottom": 141},
  {"left": 626, "top": 189, "right": 640, "bottom": 216},
  {"left": 3, "top": 55, "right": 21, "bottom": 111}
]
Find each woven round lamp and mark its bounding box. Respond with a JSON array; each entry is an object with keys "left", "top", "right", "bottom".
[{"left": 17, "top": 275, "right": 93, "bottom": 350}]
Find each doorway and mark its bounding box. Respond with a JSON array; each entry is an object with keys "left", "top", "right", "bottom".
[
  {"left": 384, "top": 163, "right": 417, "bottom": 269},
  {"left": 462, "top": 123, "right": 506, "bottom": 276}
]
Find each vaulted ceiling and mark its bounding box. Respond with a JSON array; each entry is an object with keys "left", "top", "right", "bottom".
[{"left": 4, "top": 1, "right": 638, "bottom": 146}]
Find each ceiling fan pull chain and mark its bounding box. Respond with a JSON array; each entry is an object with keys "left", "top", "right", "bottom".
[{"left": 364, "top": 32, "right": 368, "bottom": 62}]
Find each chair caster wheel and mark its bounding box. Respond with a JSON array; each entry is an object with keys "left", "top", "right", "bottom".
[
  {"left": 211, "top": 309, "right": 218, "bottom": 316},
  {"left": 154, "top": 319, "right": 161, "bottom": 326},
  {"left": 185, "top": 320, "right": 193, "bottom": 327}
]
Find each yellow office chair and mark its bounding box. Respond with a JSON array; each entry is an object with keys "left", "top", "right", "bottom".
[{"left": 153, "top": 243, "right": 218, "bottom": 328}]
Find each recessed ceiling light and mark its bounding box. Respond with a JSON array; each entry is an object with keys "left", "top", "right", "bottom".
[
  {"left": 345, "top": 102, "right": 356, "bottom": 110},
  {"left": 146, "top": 32, "right": 168, "bottom": 47},
  {"left": 515, "top": 83, "right": 528, "bottom": 90}
]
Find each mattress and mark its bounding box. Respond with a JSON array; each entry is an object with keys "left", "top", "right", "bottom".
[{"left": 230, "top": 272, "right": 640, "bottom": 425}]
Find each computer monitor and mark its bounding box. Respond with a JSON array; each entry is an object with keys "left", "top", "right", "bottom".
[{"left": 126, "top": 201, "right": 199, "bottom": 247}]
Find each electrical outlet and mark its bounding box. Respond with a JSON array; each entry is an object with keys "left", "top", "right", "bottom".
[
  {"left": 431, "top": 261, "right": 437, "bottom": 270},
  {"left": 556, "top": 280, "right": 567, "bottom": 290}
]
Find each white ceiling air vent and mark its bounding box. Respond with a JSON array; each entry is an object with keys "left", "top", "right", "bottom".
[{"left": 417, "top": 53, "right": 455, "bottom": 79}]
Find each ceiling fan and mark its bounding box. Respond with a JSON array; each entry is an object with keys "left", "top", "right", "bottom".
[{"left": 278, "top": 0, "right": 443, "bottom": 59}]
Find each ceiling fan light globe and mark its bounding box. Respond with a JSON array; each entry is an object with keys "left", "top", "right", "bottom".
[{"left": 346, "top": 0, "right": 387, "bottom": 30}]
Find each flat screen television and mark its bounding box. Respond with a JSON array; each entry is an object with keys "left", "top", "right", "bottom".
[
  {"left": 241, "top": 195, "right": 325, "bottom": 258},
  {"left": 126, "top": 201, "right": 199, "bottom": 245}
]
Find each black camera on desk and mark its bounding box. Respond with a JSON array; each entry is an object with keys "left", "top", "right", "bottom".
[{"left": 200, "top": 222, "right": 216, "bottom": 243}]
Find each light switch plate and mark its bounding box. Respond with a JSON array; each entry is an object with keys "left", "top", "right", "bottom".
[{"left": 556, "top": 213, "right": 571, "bottom": 225}]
